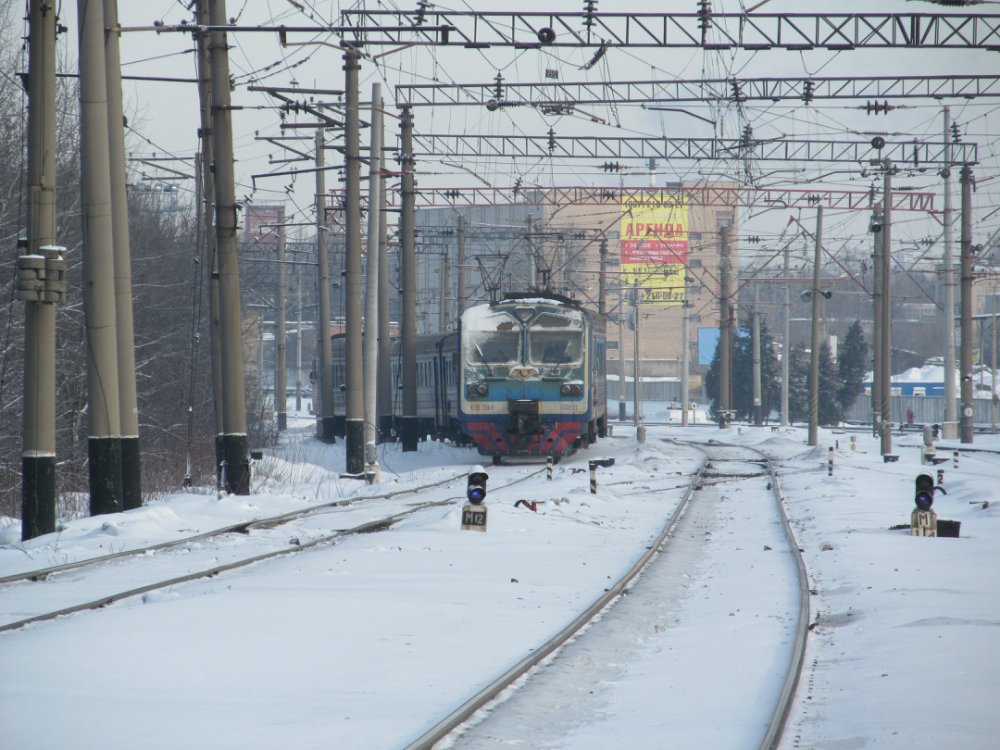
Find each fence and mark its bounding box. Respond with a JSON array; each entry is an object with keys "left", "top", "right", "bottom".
[
  {"left": 606, "top": 378, "right": 683, "bottom": 404},
  {"left": 844, "top": 394, "right": 999, "bottom": 428}
]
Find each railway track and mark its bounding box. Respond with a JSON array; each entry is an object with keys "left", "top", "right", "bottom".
[
  {"left": 0, "top": 467, "right": 549, "bottom": 634},
  {"left": 403, "top": 440, "right": 810, "bottom": 750},
  {"left": 2, "top": 437, "right": 809, "bottom": 748}
]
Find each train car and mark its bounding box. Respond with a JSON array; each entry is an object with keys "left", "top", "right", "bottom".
[
  {"left": 330, "top": 331, "right": 460, "bottom": 441},
  {"left": 458, "top": 292, "right": 607, "bottom": 463}
]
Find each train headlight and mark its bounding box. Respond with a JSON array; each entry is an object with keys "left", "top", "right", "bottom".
[
  {"left": 560, "top": 383, "right": 582, "bottom": 397},
  {"left": 467, "top": 383, "right": 489, "bottom": 398}
]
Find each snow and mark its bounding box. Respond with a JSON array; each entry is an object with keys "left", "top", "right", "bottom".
[
  {"left": 866, "top": 363, "right": 998, "bottom": 395},
  {"left": 1, "top": 410, "right": 999, "bottom": 749}
]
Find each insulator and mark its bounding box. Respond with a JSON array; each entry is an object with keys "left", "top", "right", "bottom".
[
  {"left": 802, "top": 79, "right": 814, "bottom": 104},
  {"left": 414, "top": 0, "right": 429, "bottom": 26},
  {"left": 697, "top": 0, "right": 711, "bottom": 31},
  {"left": 583, "top": 0, "right": 598, "bottom": 28},
  {"left": 730, "top": 78, "right": 743, "bottom": 102}
]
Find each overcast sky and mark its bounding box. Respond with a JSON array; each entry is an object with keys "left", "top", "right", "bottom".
[{"left": 49, "top": 1, "right": 1000, "bottom": 275}]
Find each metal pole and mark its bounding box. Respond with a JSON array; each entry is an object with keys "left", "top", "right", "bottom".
[
  {"left": 20, "top": 0, "right": 60, "bottom": 539},
  {"left": 959, "top": 165, "right": 975, "bottom": 444},
  {"left": 942, "top": 107, "right": 958, "bottom": 438},
  {"left": 344, "top": 50, "right": 365, "bottom": 472},
  {"left": 276, "top": 219, "right": 287, "bottom": 430},
  {"left": 104, "top": 0, "right": 141, "bottom": 510},
  {"left": 207, "top": 0, "right": 249, "bottom": 494},
  {"left": 781, "top": 247, "right": 790, "bottom": 426},
  {"left": 399, "top": 106, "right": 418, "bottom": 451},
  {"left": 315, "top": 129, "right": 335, "bottom": 443},
  {"left": 808, "top": 206, "right": 823, "bottom": 446},
  {"left": 881, "top": 162, "right": 894, "bottom": 456},
  {"left": 79, "top": 0, "right": 123, "bottom": 513},
  {"left": 363, "top": 82, "right": 382, "bottom": 472}
]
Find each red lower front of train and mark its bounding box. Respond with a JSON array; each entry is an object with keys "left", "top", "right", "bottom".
[{"left": 463, "top": 418, "right": 584, "bottom": 458}]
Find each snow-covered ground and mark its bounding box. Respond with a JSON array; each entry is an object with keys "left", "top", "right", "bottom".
[{"left": 1, "top": 410, "right": 998, "bottom": 749}]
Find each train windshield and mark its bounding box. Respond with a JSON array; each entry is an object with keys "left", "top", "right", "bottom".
[
  {"left": 528, "top": 330, "right": 583, "bottom": 365},
  {"left": 466, "top": 329, "right": 521, "bottom": 365}
]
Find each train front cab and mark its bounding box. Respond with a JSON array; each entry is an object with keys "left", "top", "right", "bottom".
[{"left": 459, "top": 298, "right": 598, "bottom": 462}]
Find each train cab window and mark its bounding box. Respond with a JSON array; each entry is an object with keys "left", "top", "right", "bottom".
[
  {"left": 529, "top": 331, "right": 583, "bottom": 365},
  {"left": 533, "top": 312, "right": 574, "bottom": 328},
  {"left": 466, "top": 330, "right": 521, "bottom": 364}
]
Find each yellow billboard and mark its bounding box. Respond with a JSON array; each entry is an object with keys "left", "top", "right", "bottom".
[{"left": 620, "top": 192, "right": 688, "bottom": 306}]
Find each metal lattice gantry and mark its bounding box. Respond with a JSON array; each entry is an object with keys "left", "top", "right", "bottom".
[
  {"left": 341, "top": 10, "right": 1000, "bottom": 50},
  {"left": 327, "top": 184, "right": 938, "bottom": 213},
  {"left": 404, "top": 133, "right": 977, "bottom": 166},
  {"left": 395, "top": 74, "right": 1000, "bottom": 108}
]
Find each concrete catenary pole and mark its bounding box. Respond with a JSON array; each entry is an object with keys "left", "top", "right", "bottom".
[
  {"left": 682, "top": 294, "right": 691, "bottom": 427},
  {"left": 618, "top": 293, "right": 627, "bottom": 422},
  {"left": 79, "top": 0, "right": 123, "bottom": 514},
  {"left": 207, "top": 0, "right": 249, "bottom": 493},
  {"left": 719, "top": 221, "right": 732, "bottom": 420},
  {"left": 942, "top": 107, "right": 958, "bottom": 438},
  {"left": 315, "top": 129, "right": 335, "bottom": 443},
  {"left": 296, "top": 272, "right": 304, "bottom": 412},
  {"left": 438, "top": 250, "right": 449, "bottom": 332},
  {"left": 457, "top": 215, "right": 468, "bottom": 318},
  {"left": 752, "top": 281, "right": 762, "bottom": 427},
  {"left": 363, "top": 82, "right": 383, "bottom": 472},
  {"left": 993, "top": 293, "right": 998, "bottom": 434},
  {"left": 808, "top": 206, "right": 823, "bottom": 446},
  {"left": 632, "top": 282, "right": 645, "bottom": 442},
  {"left": 871, "top": 207, "right": 883, "bottom": 438},
  {"left": 19, "top": 0, "right": 63, "bottom": 540},
  {"left": 959, "top": 165, "right": 975, "bottom": 444},
  {"left": 276, "top": 218, "right": 287, "bottom": 431},
  {"left": 880, "top": 163, "right": 893, "bottom": 457},
  {"left": 103, "top": 0, "right": 141, "bottom": 510},
  {"left": 194, "top": 0, "right": 224, "bottom": 476},
  {"left": 344, "top": 50, "right": 365, "bottom": 473},
  {"left": 377, "top": 139, "right": 392, "bottom": 440},
  {"left": 781, "top": 246, "right": 790, "bottom": 426},
  {"left": 399, "top": 106, "right": 418, "bottom": 451},
  {"left": 598, "top": 236, "right": 608, "bottom": 318}
]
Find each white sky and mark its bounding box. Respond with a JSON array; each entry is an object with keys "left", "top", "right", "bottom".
[
  {"left": 1, "top": 409, "right": 998, "bottom": 748},
  {"left": 40, "top": 1, "right": 1000, "bottom": 269}
]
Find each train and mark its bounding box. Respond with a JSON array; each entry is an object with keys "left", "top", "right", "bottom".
[{"left": 330, "top": 291, "right": 608, "bottom": 462}]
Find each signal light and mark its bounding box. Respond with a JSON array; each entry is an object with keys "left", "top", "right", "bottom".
[
  {"left": 915, "top": 473, "right": 935, "bottom": 511},
  {"left": 467, "top": 468, "right": 489, "bottom": 505},
  {"left": 560, "top": 383, "right": 582, "bottom": 397}
]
